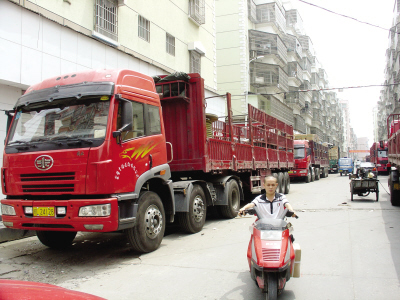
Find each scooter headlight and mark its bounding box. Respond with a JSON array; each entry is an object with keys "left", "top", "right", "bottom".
[{"left": 260, "top": 231, "right": 282, "bottom": 240}]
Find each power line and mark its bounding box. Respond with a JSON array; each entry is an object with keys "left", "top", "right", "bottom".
[
  {"left": 297, "top": 0, "right": 396, "bottom": 34},
  {"left": 227, "top": 82, "right": 399, "bottom": 99}
]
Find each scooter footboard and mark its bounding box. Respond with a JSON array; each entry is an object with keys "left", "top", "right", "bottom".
[{"left": 292, "top": 242, "right": 301, "bottom": 278}]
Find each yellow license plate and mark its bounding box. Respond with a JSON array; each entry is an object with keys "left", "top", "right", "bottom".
[
  {"left": 33, "top": 207, "right": 55, "bottom": 217},
  {"left": 394, "top": 183, "right": 400, "bottom": 190},
  {"left": 288, "top": 171, "right": 293, "bottom": 174}
]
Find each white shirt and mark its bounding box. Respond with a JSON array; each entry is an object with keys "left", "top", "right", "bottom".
[{"left": 251, "top": 192, "right": 289, "bottom": 219}]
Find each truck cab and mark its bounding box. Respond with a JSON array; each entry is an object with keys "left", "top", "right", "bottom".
[
  {"left": 289, "top": 140, "right": 313, "bottom": 182},
  {"left": 338, "top": 157, "right": 353, "bottom": 176}
]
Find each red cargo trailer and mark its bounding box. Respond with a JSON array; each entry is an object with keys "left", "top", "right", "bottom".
[{"left": 1, "top": 70, "right": 294, "bottom": 252}]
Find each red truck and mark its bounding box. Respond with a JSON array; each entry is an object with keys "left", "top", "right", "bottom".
[
  {"left": 387, "top": 115, "right": 400, "bottom": 206},
  {"left": 289, "top": 140, "right": 329, "bottom": 182},
  {"left": 370, "top": 141, "right": 389, "bottom": 174},
  {"left": 0, "top": 69, "right": 294, "bottom": 252}
]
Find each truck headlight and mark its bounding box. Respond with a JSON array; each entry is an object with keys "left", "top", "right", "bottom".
[
  {"left": 1, "top": 204, "right": 16, "bottom": 216},
  {"left": 79, "top": 204, "right": 111, "bottom": 217}
]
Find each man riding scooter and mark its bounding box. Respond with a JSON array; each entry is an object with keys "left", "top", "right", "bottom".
[
  {"left": 238, "top": 175, "right": 300, "bottom": 300},
  {"left": 238, "top": 176, "right": 297, "bottom": 219}
]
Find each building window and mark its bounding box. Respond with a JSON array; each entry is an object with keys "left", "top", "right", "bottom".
[
  {"left": 94, "top": 0, "right": 118, "bottom": 41},
  {"left": 189, "top": 0, "right": 205, "bottom": 25},
  {"left": 190, "top": 51, "right": 201, "bottom": 74},
  {"left": 138, "top": 16, "right": 150, "bottom": 42},
  {"left": 166, "top": 33, "right": 175, "bottom": 56}
]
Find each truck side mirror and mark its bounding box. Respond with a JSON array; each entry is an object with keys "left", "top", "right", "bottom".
[{"left": 113, "top": 100, "right": 133, "bottom": 139}]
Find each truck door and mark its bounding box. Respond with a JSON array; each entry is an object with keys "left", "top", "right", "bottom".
[{"left": 112, "top": 98, "right": 167, "bottom": 194}]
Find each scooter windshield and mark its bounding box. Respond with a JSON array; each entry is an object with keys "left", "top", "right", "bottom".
[{"left": 254, "top": 219, "right": 287, "bottom": 231}]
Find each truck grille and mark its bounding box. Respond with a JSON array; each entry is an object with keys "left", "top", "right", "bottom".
[
  {"left": 20, "top": 172, "right": 75, "bottom": 192},
  {"left": 262, "top": 249, "right": 280, "bottom": 261}
]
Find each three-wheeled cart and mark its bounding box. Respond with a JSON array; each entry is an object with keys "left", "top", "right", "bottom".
[{"left": 350, "top": 178, "right": 379, "bottom": 201}]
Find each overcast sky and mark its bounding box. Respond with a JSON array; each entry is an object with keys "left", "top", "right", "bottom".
[{"left": 288, "top": 0, "right": 394, "bottom": 148}]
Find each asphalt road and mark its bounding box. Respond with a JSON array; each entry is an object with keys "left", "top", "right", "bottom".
[{"left": 1, "top": 173, "right": 399, "bottom": 300}]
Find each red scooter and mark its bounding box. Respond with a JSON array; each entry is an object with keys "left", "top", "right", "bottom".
[{"left": 245, "top": 208, "right": 301, "bottom": 300}]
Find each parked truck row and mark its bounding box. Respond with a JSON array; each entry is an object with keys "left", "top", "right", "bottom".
[
  {"left": 0, "top": 70, "right": 295, "bottom": 252},
  {"left": 387, "top": 114, "right": 400, "bottom": 206}
]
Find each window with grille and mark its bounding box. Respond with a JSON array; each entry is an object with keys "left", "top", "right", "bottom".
[
  {"left": 190, "top": 51, "right": 201, "bottom": 74},
  {"left": 138, "top": 16, "right": 150, "bottom": 42},
  {"left": 94, "top": 0, "right": 118, "bottom": 41},
  {"left": 166, "top": 33, "right": 175, "bottom": 56},
  {"left": 189, "top": 0, "right": 205, "bottom": 25}
]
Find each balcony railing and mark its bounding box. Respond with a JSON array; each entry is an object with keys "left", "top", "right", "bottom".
[
  {"left": 283, "top": 34, "right": 303, "bottom": 60},
  {"left": 300, "top": 106, "right": 313, "bottom": 118},
  {"left": 294, "top": 114, "right": 306, "bottom": 133},
  {"left": 300, "top": 80, "right": 312, "bottom": 99},
  {"left": 311, "top": 72, "right": 320, "bottom": 86},
  {"left": 256, "top": 2, "right": 286, "bottom": 33},
  {"left": 312, "top": 91, "right": 322, "bottom": 106},
  {"left": 285, "top": 9, "right": 304, "bottom": 36},
  {"left": 299, "top": 35, "right": 314, "bottom": 58},
  {"left": 250, "top": 63, "right": 288, "bottom": 92},
  {"left": 247, "top": 0, "right": 257, "bottom": 23},
  {"left": 249, "top": 30, "right": 287, "bottom": 67},
  {"left": 302, "top": 57, "right": 311, "bottom": 75},
  {"left": 285, "top": 88, "right": 305, "bottom": 107},
  {"left": 287, "top": 61, "right": 303, "bottom": 85}
]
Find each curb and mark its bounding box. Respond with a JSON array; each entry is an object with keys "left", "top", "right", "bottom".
[{"left": 0, "top": 216, "right": 35, "bottom": 243}]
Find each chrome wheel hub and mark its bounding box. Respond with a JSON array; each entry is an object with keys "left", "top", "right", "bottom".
[
  {"left": 145, "top": 205, "right": 163, "bottom": 239},
  {"left": 192, "top": 195, "right": 205, "bottom": 222}
]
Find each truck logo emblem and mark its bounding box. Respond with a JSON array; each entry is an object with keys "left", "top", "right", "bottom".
[{"left": 35, "top": 155, "right": 54, "bottom": 171}]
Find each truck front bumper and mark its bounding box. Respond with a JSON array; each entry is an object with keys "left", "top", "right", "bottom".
[
  {"left": 0, "top": 198, "right": 119, "bottom": 232},
  {"left": 288, "top": 169, "right": 308, "bottom": 178}
]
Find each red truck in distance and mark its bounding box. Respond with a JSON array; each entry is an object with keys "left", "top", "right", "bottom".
[
  {"left": 370, "top": 141, "right": 388, "bottom": 174},
  {"left": 0, "top": 70, "right": 294, "bottom": 252},
  {"left": 289, "top": 139, "right": 329, "bottom": 182}
]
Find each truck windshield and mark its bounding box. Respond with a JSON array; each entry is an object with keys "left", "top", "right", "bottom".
[
  {"left": 294, "top": 147, "right": 305, "bottom": 159},
  {"left": 7, "top": 97, "right": 110, "bottom": 145},
  {"left": 378, "top": 150, "right": 387, "bottom": 158},
  {"left": 339, "top": 158, "right": 352, "bottom": 165}
]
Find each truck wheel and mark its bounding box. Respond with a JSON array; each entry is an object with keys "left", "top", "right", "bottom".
[
  {"left": 376, "top": 187, "right": 379, "bottom": 202},
  {"left": 310, "top": 169, "right": 315, "bottom": 182},
  {"left": 305, "top": 171, "right": 311, "bottom": 183},
  {"left": 283, "top": 172, "right": 290, "bottom": 194},
  {"left": 320, "top": 168, "right": 325, "bottom": 178},
  {"left": 126, "top": 191, "right": 165, "bottom": 253},
  {"left": 277, "top": 172, "right": 284, "bottom": 193},
  {"left": 390, "top": 180, "right": 400, "bottom": 206},
  {"left": 220, "top": 180, "right": 240, "bottom": 219},
  {"left": 326, "top": 169, "right": 329, "bottom": 177},
  {"left": 36, "top": 231, "right": 77, "bottom": 249},
  {"left": 315, "top": 168, "right": 320, "bottom": 180},
  {"left": 178, "top": 184, "right": 207, "bottom": 232},
  {"left": 340, "top": 173, "right": 343, "bottom": 176}
]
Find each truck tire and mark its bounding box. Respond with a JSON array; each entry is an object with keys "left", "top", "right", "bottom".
[
  {"left": 178, "top": 184, "right": 207, "bottom": 232},
  {"left": 320, "top": 168, "right": 325, "bottom": 178},
  {"left": 220, "top": 180, "right": 240, "bottom": 219},
  {"left": 277, "top": 172, "right": 284, "bottom": 193},
  {"left": 126, "top": 191, "right": 165, "bottom": 253},
  {"left": 390, "top": 180, "right": 400, "bottom": 206},
  {"left": 305, "top": 171, "right": 311, "bottom": 183},
  {"left": 36, "top": 231, "right": 77, "bottom": 249},
  {"left": 283, "top": 172, "right": 290, "bottom": 194},
  {"left": 310, "top": 168, "right": 315, "bottom": 182},
  {"left": 315, "top": 168, "right": 320, "bottom": 180}
]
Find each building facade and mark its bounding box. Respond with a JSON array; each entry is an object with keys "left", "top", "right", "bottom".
[
  {"left": 216, "top": 0, "right": 347, "bottom": 147},
  {"left": 377, "top": 0, "right": 400, "bottom": 141}
]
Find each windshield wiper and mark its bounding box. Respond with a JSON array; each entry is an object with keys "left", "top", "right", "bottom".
[
  {"left": 50, "top": 136, "right": 93, "bottom": 145},
  {"left": 31, "top": 137, "right": 63, "bottom": 146},
  {"left": 7, "top": 140, "right": 37, "bottom": 148}
]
